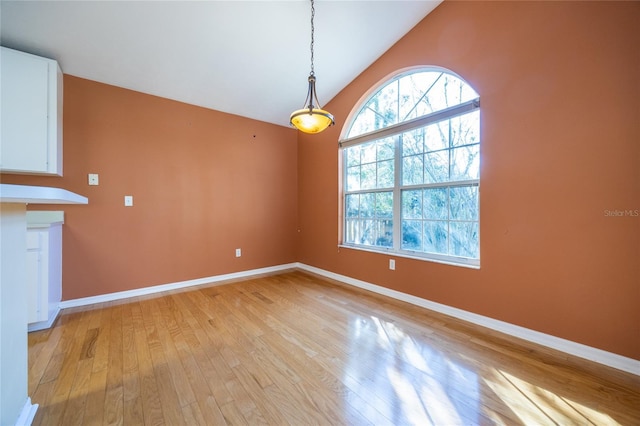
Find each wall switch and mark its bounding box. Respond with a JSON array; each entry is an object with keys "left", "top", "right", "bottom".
[
  {"left": 124, "top": 195, "right": 133, "bottom": 207},
  {"left": 88, "top": 173, "right": 99, "bottom": 185},
  {"left": 235, "top": 248, "right": 242, "bottom": 257},
  {"left": 389, "top": 259, "right": 396, "bottom": 270}
]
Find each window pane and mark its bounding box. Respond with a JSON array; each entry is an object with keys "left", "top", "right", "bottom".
[
  {"left": 375, "top": 192, "right": 393, "bottom": 218},
  {"left": 423, "top": 221, "right": 448, "bottom": 255},
  {"left": 361, "top": 142, "right": 377, "bottom": 164},
  {"left": 402, "top": 130, "right": 424, "bottom": 156},
  {"left": 451, "top": 110, "right": 480, "bottom": 147},
  {"left": 424, "top": 188, "right": 448, "bottom": 220},
  {"left": 358, "top": 83, "right": 399, "bottom": 135},
  {"left": 348, "top": 108, "right": 377, "bottom": 138},
  {"left": 402, "top": 220, "right": 422, "bottom": 250},
  {"left": 451, "top": 145, "right": 480, "bottom": 181},
  {"left": 425, "top": 120, "right": 450, "bottom": 152},
  {"left": 399, "top": 72, "right": 442, "bottom": 121},
  {"left": 377, "top": 160, "right": 394, "bottom": 188},
  {"left": 402, "top": 155, "right": 424, "bottom": 185},
  {"left": 345, "top": 145, "right": 361, "bottom": 167},
  {"left": 441, "top": 74, "right": 478, "bottom": 108},
  {"left": 424, "top": 150, "right": 449, "bottom": 183},
  {"left": 402, "top": 190, "right": 422, "bottom": 220},
  {"left": 345, "top": 194, "right": 359, "bottom": 218},
  {"left": 377, "top": 138, "right": 395, "bottom": 161},
  {"left": 449, "top": 186, "right": 478, "bottom": 220},
  {"left": 344, "top": 219, "right": 358, "bottom": 244},
  {"left": 450, "top": 222, "right": 479, "bottom": 258},
  {"left": 352, "top": 218, "right": 392, "bottom": 247},
  {"left": 359, "top": 219, "right": 374, "bottom": 245},
  {"left": 418, "top": 73, "right": 448, "bottom": 114},
  {"left": 347, "top": 166, "right": 360, "bottom": 191},
  {"left": 360, "top": 193, "right": 375, "bottom": 218},
  {"left": 374, "top": 219, "right": 393, "bottom": 247},
  {"left": 361, "top": 163, "right": 376, "bottom": 190}
]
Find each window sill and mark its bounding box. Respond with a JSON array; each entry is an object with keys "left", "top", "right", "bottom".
[{"left": 338, "top": 244, "right": 480, "bottom": 269}]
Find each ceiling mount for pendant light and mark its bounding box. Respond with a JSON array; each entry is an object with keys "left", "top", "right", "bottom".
[{"left": 290, "top": 0, "right": 335, "bottom": 134}]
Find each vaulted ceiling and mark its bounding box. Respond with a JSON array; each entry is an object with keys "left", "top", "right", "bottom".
[{"left": 1, "top": 1, "right": 442, "bottom": 128}]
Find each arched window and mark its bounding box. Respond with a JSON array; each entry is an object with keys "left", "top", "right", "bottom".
[{"left": 340, "top": 68, "right": 480, "bottom": 267}]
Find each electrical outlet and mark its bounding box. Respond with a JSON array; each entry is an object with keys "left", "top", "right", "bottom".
[
  {"left": 235, "top": 248, "right": 242, "bottom": 257},
  {"left": 88, "top": 173, "right": 99, "bottom": 185},
  {"left": 389, "top": 259, "right": 395, "bottom": 270},
  {"left": 124, "top": 195, "right": 133, "bottom": 207}
]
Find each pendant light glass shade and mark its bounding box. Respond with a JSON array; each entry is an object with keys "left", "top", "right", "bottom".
[
  {"left": 290, "top": 108, "right": 334, "bottom": 134},
  {"left": 290, "top": 0, "right": 334, "bottom": 134},
  {"left": 290, "top": 74, "right": 335, "bottom": 134}
]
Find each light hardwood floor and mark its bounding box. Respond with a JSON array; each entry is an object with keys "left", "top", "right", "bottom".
[{"left": 28, "top": 270, "right": 640, "bottom": 425}]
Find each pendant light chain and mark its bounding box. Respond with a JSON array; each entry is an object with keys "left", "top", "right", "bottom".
[{"left": 310, "top": 0, "right": 315, "bottom": 76}]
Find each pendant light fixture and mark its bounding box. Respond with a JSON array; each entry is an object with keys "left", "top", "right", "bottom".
[{"left": 290, "top": 0, "right": 335, "bottom": 134}]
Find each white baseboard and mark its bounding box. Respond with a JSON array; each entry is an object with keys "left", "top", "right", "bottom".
[
  {"left": 296, "top": 262, "right": 640, "bottom": 377},
  {"left": 27, "top": 306, "right": 61, "bottom": 332},
  {"left": 59, "top": 263, "right": 297, "bottom": 309},
  {"left": 15, "top": 398, "right": 38, "bottom": 426}
]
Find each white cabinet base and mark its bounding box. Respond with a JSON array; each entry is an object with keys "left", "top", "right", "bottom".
[
  {"left": 26, "top": 212, "right": 63, "bottom": 333},
  {"left": 0, "top": 187, "right": 86, "bottom": 426}
]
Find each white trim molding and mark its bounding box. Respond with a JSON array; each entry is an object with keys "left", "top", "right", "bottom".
[
  {"left": 28, "top": 306, "right": 61, "bottom": 332},
  {"left": 15, "top": 398, "right": 38, "bottom": 426},
  {"left": 59, "top": 263, "right": 297, "bottom": 309},
  {"left": 296, "top": 263, "right": 640, "bottom": 377}
]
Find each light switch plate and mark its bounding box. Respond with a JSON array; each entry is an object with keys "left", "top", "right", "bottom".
[
  {"left": 124, "top": 195, "right": 133, "bottom": 207},
  {"left": 88, "top": 173, "right": 99, "bottom": 185}
]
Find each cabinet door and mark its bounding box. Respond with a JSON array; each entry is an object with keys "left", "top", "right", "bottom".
[
  {"left": 0, "top": 48, "right": 50, "bottom": 173},
  {"left": 26, "top": 249, "right": 41, "bottom": 324}
]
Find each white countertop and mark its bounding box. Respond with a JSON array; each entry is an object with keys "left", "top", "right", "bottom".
[{"left": 0, "top": 184, "right": 88, "bottom": 204}]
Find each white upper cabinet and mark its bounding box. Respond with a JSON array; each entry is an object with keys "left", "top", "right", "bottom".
[{"left": 1, "top": 47, "right": 63, "bottom": 176}]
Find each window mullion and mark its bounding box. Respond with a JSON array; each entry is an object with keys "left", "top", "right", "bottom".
[
  {"left": 393, "top": 134, "right": 402, "bottom": 251},
  {"left": 339, "top": 98, "right": 479, "bottom": 148}
]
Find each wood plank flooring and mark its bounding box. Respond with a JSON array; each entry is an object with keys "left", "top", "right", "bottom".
[{"left": 28, "top": 270, "right": 640, "bottom": 425}]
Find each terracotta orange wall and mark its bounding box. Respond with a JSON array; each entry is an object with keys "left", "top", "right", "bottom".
[
  {"left": 297, "top": 1, "right": 640, "bottom": 360},
  {"left": 2, "top": 76, "right": 298, "bottom": 300}
]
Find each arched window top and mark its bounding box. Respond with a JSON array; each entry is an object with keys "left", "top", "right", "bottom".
[
  {"left": 346, "top": 68, "right": 479, "bottom": 139},
  {"left": 340, "top": 67, "right": 481, "bottom": 267}
]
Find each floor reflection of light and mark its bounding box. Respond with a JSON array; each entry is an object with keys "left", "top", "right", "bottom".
[
  {"left": 346, "top": 315, "right": 624, "bottom": 425},
  {"left": 417, "top": 372, "right": 465, "bottom": 425},
  {"left": 345, "top": 314, "right": 480, "bottom": 425},
  {"left": 484, "top": 369, "right": 621, "bottom": 426},
  {"left": 386, "top": 366, "right": 435, "bottom": 425},
  {"left": 369, "top": 316, "right": 388, "bottom": 347},
  {"left": 500, "top": 371, "right": 621, "bottom": 426},
  {"left": 562, "top": 396, "right": 621, "bottom": 426},
  {"left": 483, "top": 369, "right": 554, "bottom": 425},
  {"left": 370, "top": 316, "right": 433, "bottom": 374}
]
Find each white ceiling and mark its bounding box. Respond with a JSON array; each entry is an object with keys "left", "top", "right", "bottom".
[{"left": 1, "top": 1, "right": 441, "bottom": 128}]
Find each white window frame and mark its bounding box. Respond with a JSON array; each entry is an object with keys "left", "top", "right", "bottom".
[{"left": 339, "top": 69, "right": 480, "bottom": 268}]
